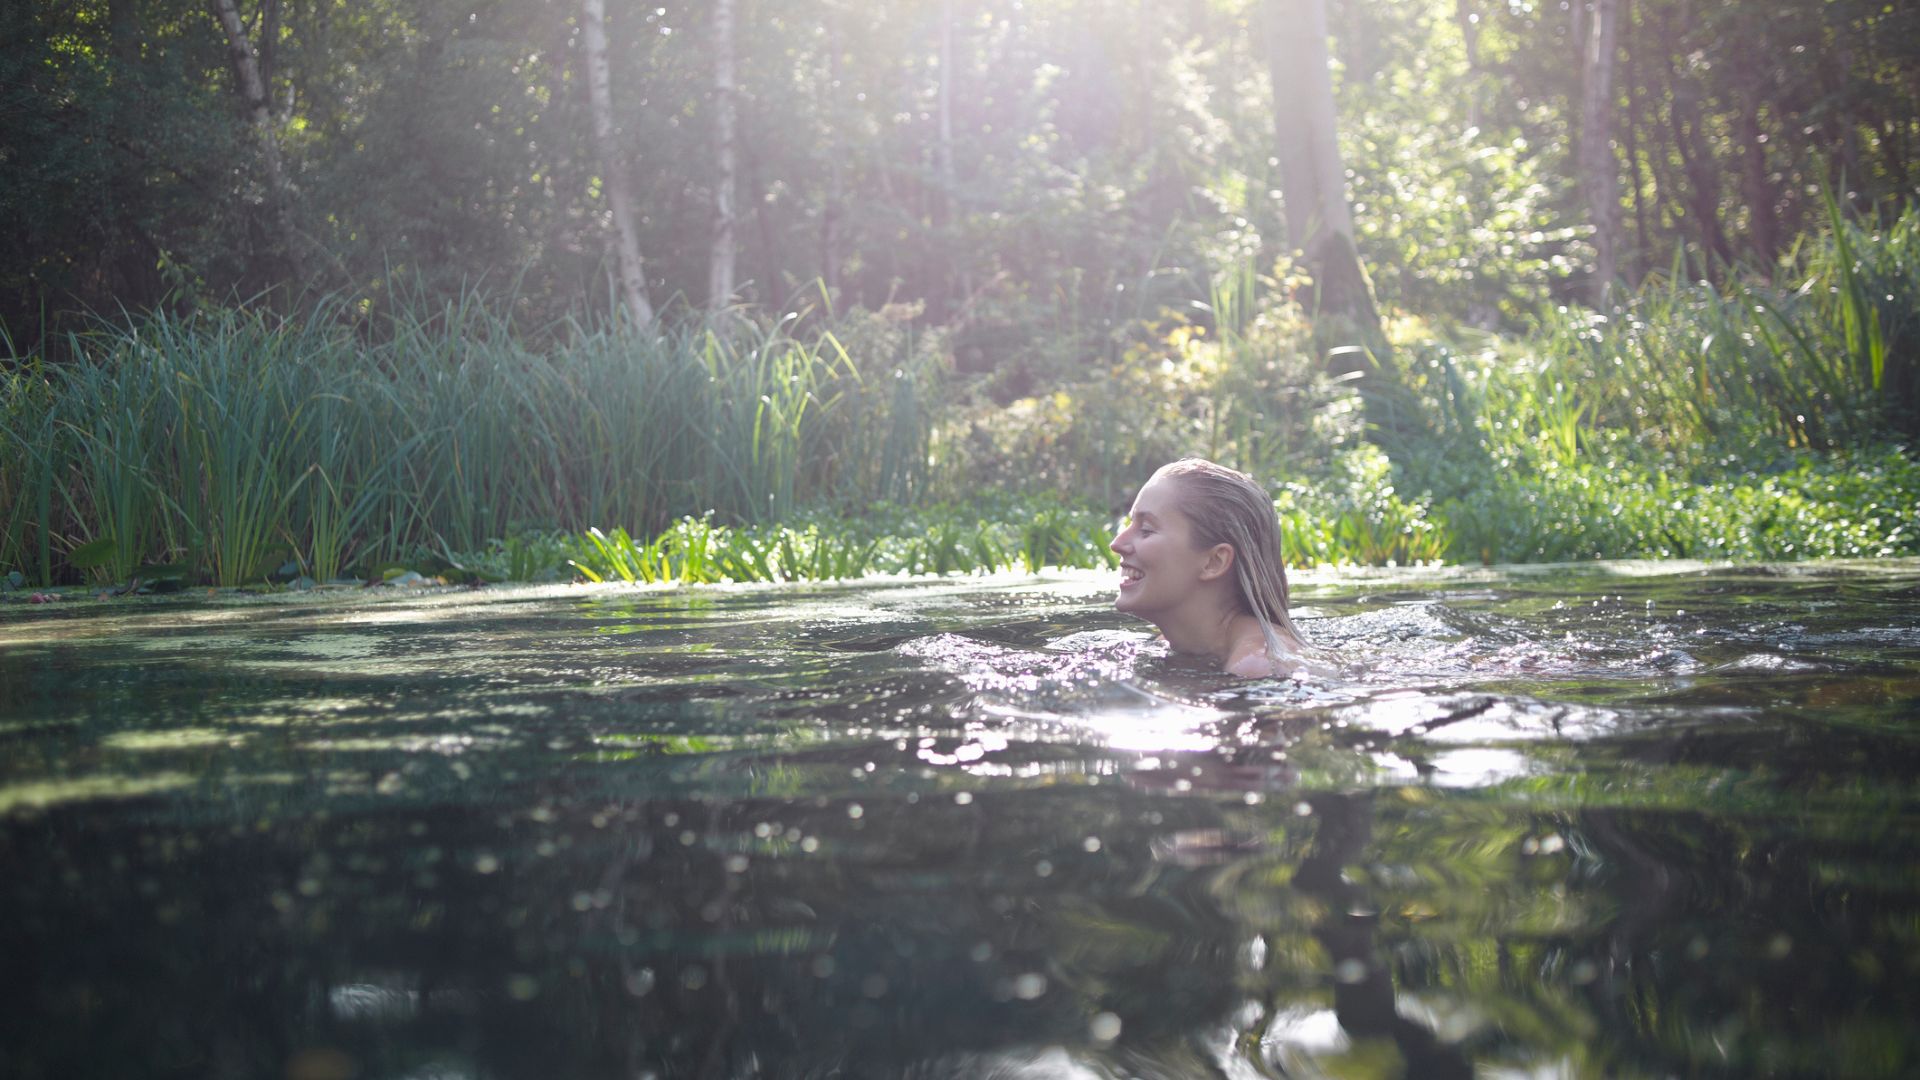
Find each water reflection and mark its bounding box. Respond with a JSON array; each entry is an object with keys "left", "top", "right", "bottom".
[{"left": 2, "top": 562, "right": 1918, "bottom": 1077}]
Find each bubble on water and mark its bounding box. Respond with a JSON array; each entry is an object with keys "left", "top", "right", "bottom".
[
  {"left": 1034, "top": 860, "right": 1054, "bottom": 877},
  {"left": 800, "top": 836, "right": 820, "bottom": 853},
  {"left": 954, "top": 792, "right": 974, "bottom": 805},
  {"left": 1293, "top": 801, "right": 1314, "bottom": 817},
  {"left": 846, "top": 803, "right": 864, "bottom": 819},
  {"left": 625, "top": 967, "right": 656, "bottom": 996},
  {"left": 1082, "top": 836, "right": 1102, "bottom": 853},
  {"left": 1089, "top": 1012, "right": 1123, "bottom": 1042},
  {"left": 474, "top": 854, "right": 500, "bottom": 874},
  {"left": 1013, "top": 973, "right": 1047, "bottom": 999},
  {"left": 1334, "top": 959, "right": 1368, "bottom": 984}
]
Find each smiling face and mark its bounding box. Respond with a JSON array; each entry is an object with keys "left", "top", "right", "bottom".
[{"left": 1109, "top": 474, "right": 1229, "bottom": 618}]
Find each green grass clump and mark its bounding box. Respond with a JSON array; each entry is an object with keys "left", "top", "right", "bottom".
[
  {"left": 559, "top": 500, "right": 1124, "bottom": 585},
  {"left": 1439, "top": 445, "right": 1919, "bottom": 563},
  {"left": 0, "top": 298, "right": 936, "bottom": 586}
]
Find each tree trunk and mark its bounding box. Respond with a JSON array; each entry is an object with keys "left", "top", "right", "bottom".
[
  {"left": 708, "top": 0, "right": 738, "bottom": 308},
  {"left": 820, "top": 15, "right": 844, "bottom": 298},
  {"left": 1622, "top": 24, "right": 1652, "bottom": 278},
  {"left": 936, "top": 0, "right": 957, "bottom": 232},
  {"left": 1265, "top": 0, "right": 1381, "bottom": 358},
  {"left": 581, "top": 0, "right": 656, "bottom": 327},
  {"left": 260, "top": 0, "right": 280, "bottom": 109},
  {"left": 1577, "top": 0, "right": 1622, "bottom": 306},
  {"left": 1736, "top": 88, "right": 1779, "bottom": 269},
  {"left": 935, "top": 0, "right": 972, "bottom": 311},
  {"left": 210, "top": 0, "right": 297, "bottom": 268},
  {"left": 1455, "top": 0, "right": 1482, "bottom": 131}
]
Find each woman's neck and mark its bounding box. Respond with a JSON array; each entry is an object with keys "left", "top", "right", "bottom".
[{"left": 1155, "top": 595, "right": 1256, "bottom": 665}]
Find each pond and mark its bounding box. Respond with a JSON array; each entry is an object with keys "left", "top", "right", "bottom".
[{"left": 3, "top": 559, "right": 1918, "bottom": 1079}]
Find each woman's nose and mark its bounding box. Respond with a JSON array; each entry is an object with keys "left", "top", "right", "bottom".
[{"left": 1108, "top": 529, "right": 1129, "bottom": 555}]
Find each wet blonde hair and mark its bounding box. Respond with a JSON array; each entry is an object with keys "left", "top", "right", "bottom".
[{"left": 1153, "top": 457, "right": 1309, "bottom": 657}]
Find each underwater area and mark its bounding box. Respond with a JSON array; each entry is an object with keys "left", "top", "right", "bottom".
[{"left": 3, "top": 559, "right": 1918, "bottom": 1079}]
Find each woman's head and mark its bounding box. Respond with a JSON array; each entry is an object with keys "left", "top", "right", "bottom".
[{"left": 1110, "top": 457, "right": 1305, "bottom": 653}]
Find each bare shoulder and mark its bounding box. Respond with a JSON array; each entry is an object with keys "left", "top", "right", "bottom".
[{"left": 1224, "top": 650, "right": 1284, "bottom": 678}]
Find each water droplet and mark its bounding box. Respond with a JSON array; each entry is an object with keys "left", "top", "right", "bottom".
[
  {"left": 474, "top": 854, "right": 500, "bottom": 874},
  {"left": 954, "top": 792, "right": 974, "bottom": 805},
  {"left": 1334, "top": 959, "right": 1368, "bottom": 984},
  {"left": 1089, "top": 1012, "right": 1122, "bottom": 1042},
  {"left": 1081, "top": 836, "right": 1102, "bottom": 853},
  {"left": 1013, "top": 973, "right": 1047, "bottom": 999},
  {"left": 846, "top": 804, "right": 864, "bottom": 819},
  {"left": 1034, "top": 860, "right": 1054, "bottom": 877},
  {"left": 1293, "top": 801, "right": 1314, "bottom": 817},
  {"left": 624, "top": 967, "right": 655, "bottom": 996}
]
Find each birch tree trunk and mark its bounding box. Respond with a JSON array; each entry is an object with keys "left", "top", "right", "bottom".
[
  {"left": 210, "top": 0, "right": 297, "bottom": 265},
  {"left": 1266, "top": 0, "right": 1380, "bottom": 358},
  {"left": 820, "top": 15, "right": 844, "bottom": 297},
  {"left": 708, "top": 0, "right": 738, "bottom": 308},
  {"left": 582, "top": 0, "right": 656, "bottom": 327},
  {"left": 936, "top": 0, "right": 957, "bottom": 232},
  {"left": 1577, "top": 0, "right": 1622, "bottom": 306}
]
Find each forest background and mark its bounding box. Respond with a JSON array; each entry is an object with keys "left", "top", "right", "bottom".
[{"left": 1, "top": 0, "right": 1917, "bottom": 590}]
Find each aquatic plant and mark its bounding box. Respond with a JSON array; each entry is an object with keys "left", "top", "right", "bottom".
[{"left": 0, "top": 296, "right": 935, "bottom": 586}]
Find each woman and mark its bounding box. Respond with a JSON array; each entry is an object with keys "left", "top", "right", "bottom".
[{"left": 1110, "top": 457, "right": 1316, "bottom": 677}]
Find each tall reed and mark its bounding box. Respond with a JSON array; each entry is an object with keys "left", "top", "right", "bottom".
[{"left": 0, "top": 296, "right": 935, "bottom": 585}]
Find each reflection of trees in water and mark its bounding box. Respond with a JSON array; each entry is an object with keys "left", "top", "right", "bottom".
[{"left": 3, "top": 761, "right": 1915, "bottom": 1079}]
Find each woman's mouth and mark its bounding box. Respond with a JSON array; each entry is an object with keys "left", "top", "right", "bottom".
[{"left": 1119, "top": 563, "right": 1144, "bottom": 588}]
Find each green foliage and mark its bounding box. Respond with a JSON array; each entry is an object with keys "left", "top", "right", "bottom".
[
  {"left": 1388, "top": 203, "right": 1920, "bottom": 564},
  {"left": 561, "top": 501, "right": 1123, "bottom": 585}
]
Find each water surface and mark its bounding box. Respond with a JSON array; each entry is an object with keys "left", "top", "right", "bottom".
[{"left": 3, "top": 560, "right": 1918, "bottom": 1078}]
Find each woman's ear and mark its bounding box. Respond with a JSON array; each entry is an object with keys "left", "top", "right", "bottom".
[{"left": 1199, "top": 542, "right": 1235, "bottom": 582}]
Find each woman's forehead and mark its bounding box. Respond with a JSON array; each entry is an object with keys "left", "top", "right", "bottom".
[{"left": 1130, "top": 475, "right": 1184, "bottom": 514}]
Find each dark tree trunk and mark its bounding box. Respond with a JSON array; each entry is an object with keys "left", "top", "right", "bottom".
[
  {"left": 1736, "top": 87, "right": 1779, "bottom": 269},
  {"left": 1622, "top": 14, "right": 1653, "bottom": 280},
  {"left": 1265, "top": 0, "right": 1382, "bottom": 356}
]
